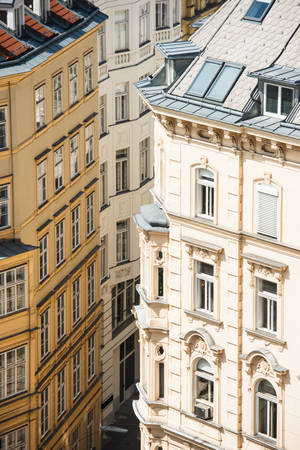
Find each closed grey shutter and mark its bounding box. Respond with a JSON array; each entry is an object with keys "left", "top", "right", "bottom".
[{"left": 257, "top": 185, "right": 278, "bottom": 238}]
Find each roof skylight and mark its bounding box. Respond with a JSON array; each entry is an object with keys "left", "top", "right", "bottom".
[
  {"left": 188, "top": 61, "right": 221, "bottom": 97},
  {"left": 244, "top": 0, "right": 274, "bottom": 22},
  {"left": 206, "top": 65, "right": 242, "bottom": 102}
]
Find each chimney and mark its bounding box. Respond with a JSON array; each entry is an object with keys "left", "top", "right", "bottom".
[{"left": 32, "top": 0, "right": 50, "bottom": 22}]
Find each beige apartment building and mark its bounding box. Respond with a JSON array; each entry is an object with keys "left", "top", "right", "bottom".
[
  {"left": 133, "top": 0, "right": 300, "bottom": 449},
  {"left": 0, "top": 1, "right": 106, "bottom": 448}
]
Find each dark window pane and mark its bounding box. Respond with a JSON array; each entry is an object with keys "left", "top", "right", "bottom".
[
  {"left": 125, "top": 353, "right": 134, "bottom": 389},
  {"left": 266, "top": 84, "right": 278, "bottom": 114},
  {"left": 281, "top": 87, "right": 293, "bottom": 115}
]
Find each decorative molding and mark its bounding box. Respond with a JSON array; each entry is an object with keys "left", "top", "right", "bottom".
[
  {"left": 208, "top": 127, "right": 222, "bottom": 149},
  {"left": 183, "top": 237, "right": 223, "bottom": 276},
  {"left": 243, "top": 253, "right": 288, "bottom": 294},
  {"left": 240, "top": 349, "right": 288, "bottom": 387}
]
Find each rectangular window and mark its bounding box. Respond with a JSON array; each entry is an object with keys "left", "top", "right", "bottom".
[
  {"left": 69, "top": 62, "right": 78, "bottom": 106},
  {"left": 99, "top": 95, "right": 106, "bottom": 136},
  {"left": 37, "top": 160, "right": 47, "bottom": 207},
  {"left": 115, "top": 10, "right": 128, "bottom": 52},
  {"left": 173, "top": 0, "right": 180, "bottom": 24},
  {"left": 0, "top": 265, "right": 26, "bottom": 316},
  {"left": 85, "top": 123, "right": 94, "bottom": 166},
  {"left": 0, "top": 427, "right": 26, "bottom": 450},
  {"left": 87, "top": 262, "right": 95, "bottom": 308},
  {"left": 100, "top": 235, "right": 108, "bottom": 280},
  {"left": 84, "top": 52, "right": 93, "bottom": 95},
  {"left": 0, "top": 346, "right": 26, "bottom": 400},
  {"left": 139, "top": 3, "right": 150, "bottom": 45},
  {"left": 86, "top": 192, "right": 94, "bottom": 237},
  {"left": 41, "top": 309, "right": 49, "bottom": 359},
  {"left": 196, "top": 168, "right": 215, "bottom": 219},
  {"left": 112, "top": 279, "right": 135, "bottom": 329},
  {"left": 39, "top": 234, "right": 48, "bottom": 282},
  {"left": 265, "top": 83, "right": 294, "bottom": 117},
  {"left": 100, "top": 162, "right": 107, "bottom": 207},
  {"left": 116, "top": 148, "right": 128, "bottom": 193},
  {"left": 35, "top": 84, "right": 45, "bottom": 130},
  {"left": 139, "top": 73, "right": 150, "bottom": 113},
  {"left": 257, "top": 279, "right": 277, "bottom": 333},
  {"left": 57, "top": 293, "right": 65, "bottom": 341},
  {"left": 256, "top": 184, "right": 279, "bottom": 239},
  {"left": 244, "top": 0, "right": 274, "bottom": 22},
  {"left": 87, "top": 334, "right": 95, "bottom": 381},
  {"left": 116, "top": 219, "right": 129, "bottom": 263},
  {"left": 41, "top": 386, "right": 49, "bottom": 437},
  {"left": 54, "top": 146, "right": 63, "bottom": 192},
  {"left": 140, "top": 137, "right": 150, "bottom": 183},
  {"left": 99, "top": 24, "right": 105, "bottom": 63},
  {"left": 72, "top": 277, "right": 80, "bottom": 325},
  {"left": 195, "top": 261, "right": 214, "bottom": 314},
  {"left": 115, "top": 84, "right": 128, "bottom": 122},
  {"left": 0, "top": 106, "right": 7, "bottom": 149},
  {"left": 157, "top": 267, "right": 164, "bottom": 297},
  {"left": 73, "top": 350, "right": 80, "bottom": 399},
  {"left": 56, "top": 220, "right": 64, "bottom": 266},
  {"left": 0, "top": 184, "right": 9, "bottom": 229},
  {"left": 53, "top": 72, "right": 62, "bottom": 118},
  {"left": 57, "top": 366, "right": 65, "bottom": 418},
  {"left": 158, "top": 362, "right": 164, "bottom": 398},
  {"left": 71, "top": 427, "right": 79, "bottom": 450},
  {"left": 70, "top": 134, "right": 79, "bottom": 179},
  {"left": 72, "top": 206, "right": 80, "bottom": 251},
  {"left": 87, "top": 410, "right": 94, "bottom": 449},
  {"left": 156, "top": 0, "right": 168, "bottom": 29}
]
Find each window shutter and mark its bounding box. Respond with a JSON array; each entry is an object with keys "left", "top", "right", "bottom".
[{"left": 257, "top": 185, "right": 278, "bottom": 238}]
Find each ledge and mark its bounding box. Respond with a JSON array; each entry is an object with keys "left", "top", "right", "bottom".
[
  {"left": 184, "top": 309, "right": 223, "bottom": 326},
  {"left": 244, "top": 328, "right": 286, "bottom": 346},
  {"left": 243, "top": 433, "right": 283, "bottom": 450},
  {"left": 137, "top": 285, "right": 168, "bottom": 306},
  {"left": 242, "top": 253, "right": 288, "bottom": 272},
  {"left": 182, "top": 235, "right": 223, "bottom": 254}
]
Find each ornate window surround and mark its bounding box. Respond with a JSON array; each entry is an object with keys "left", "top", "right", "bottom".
[{"left": 190, "top": 160, "right": 218, "bottom": 224}]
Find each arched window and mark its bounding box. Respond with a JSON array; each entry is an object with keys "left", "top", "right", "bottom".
[
  {"left": 194, "top": 358, "right": 214, "bottom": 419},
  {"left": 256, "top": 379, "right": 277, "bottom": 439},
  {"left": 256, "top": 184, "right": 279, "bottom": 239},
  {"left": 196, "top": 169, "right": 215, "bottom": 219}
]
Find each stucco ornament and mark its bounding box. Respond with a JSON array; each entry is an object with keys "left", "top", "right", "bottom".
[
  {"left": 256, "top": 358, "right": 272, "bottom": 377},
  {"left": 189, "top": 336, "right": 208, "bottom": 357},
  {"left": 271, "top": 142, "right": 285, "bottom": 162},
  {"left": 241, "top": 133, "right": 255, "bottom": 153}
]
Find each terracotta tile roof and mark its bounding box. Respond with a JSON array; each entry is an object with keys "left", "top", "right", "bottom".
[
  {"left": 0, "top": 29, "right": 30, "bottom": 60},
  {"left": 25, "top": 13, "right": 55, "bottom": 39},
  {"left": 50, "top": 0, "right": 81, "bottom": 25}
]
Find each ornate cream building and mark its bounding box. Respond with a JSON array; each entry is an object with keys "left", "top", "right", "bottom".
[{"left": 133, "top": 0, "right": 300, "bottom": 449}]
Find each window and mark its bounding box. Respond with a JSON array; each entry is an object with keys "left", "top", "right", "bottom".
[
  {"left": 139, "top": 74, "right": 150, "bottom": 113},
  {"left": 173, "top": 0, "right": 180, "bottom": 24},
  {"left": 57, "top": 367, "right": 65, "bottom": 418},
  {"left": 100, "top": 235, "right": 108, "bottom": 280},
  {"left": 196, "top": 168, "right": 215, "bottom": 219},
  {"left": 264, "top": 83, "right": 294, "bottom": 117},
  {"left": 116, "top": 148, "right": 128, "bottom": 193},
  {"left": 69, "top": 62, "right": 78, "bottom": 106},
  {"left": 194, "top": 359, "right": 214, "bottom": 417},
  {"left": 87, "top": 410, "right": 94, "bottom": 449},
  {"left": 139, "top": 3, "right": 150, "bottom": 45},
  {"left": 71, "top": 427, "right": 79, "bottom": 450},
  {"left": 195, "top": 261, "right": 214, "bottom": 314},
  {"left": 244, "top": 0, "right": 274, "bottom": 22},
  {"left": 84, "top": 52, "right": 93, "bottom": 95},
  {"left": 37, "top": 160, "right": 47, "bottom": 207},
  {"left": 35, "top": 84, "right": 45, "bottom": 130},
  {"left": 256, "top": 184, "right": 279, "bottom": 239},
  {"left": 57, "top": 293, "right": 65, "bottom": 341},
  {"left": 100, "top": 162, "right": 107, "bottom": 207},
  {"left": 73, "top": 350, "right": 80, "bottom": 399},
  {"left": 0, "top": 346, "right": 26, "bottom": 400},
  {"left": 87, "top": 334, "right": 95, "bottom": 381},
  {"left": 156, "top": 0, "right": 168, "bottom": 29},
  {"left": 256, "top": 380, "right": 277, "bottom": 439},
  {"left": 86, "top": 192, "right": 94, "bottom": 237},
  {"left": 157, "top": 267, "right": 164, "bottom": 297},
  {"left": 99, "top": 95, "right": 106, "bottom": 136},
  {"left": 54, "top": 147, "right": 63, "bottom": 192},
  {"left": 72, "top": 277, "right": 80, "bottom": 325},
  {"left": 70, "top": 134, "right": 79, "bottom": 179},
  {"left": 140, "top": 137, "right": 150, "bottom": 183},
  {"left": 0, "top": 265, "right": 26, "bottom": 316},
  {"left": 56, "top": 220, "right": 64, "bottom": 266},
  {"left": 14, "top": 5, "right": 23, "bottom": 37},
  {"left": 71, "top": 206, "right": 80, "bottom": 251},
  {"left": 39, "top": 235, "right": 48, "bottom": 282},
  {"left": 87, "top": 262, "right": 95, "bottom": 308},
  {"left": 41, "top": 386, "right": 49, "bottom": 437},
  {"left": 112, "top": 278, "right": 136, "bottom": 329},
  {"left": 0, "top": 185, "right": 9, "bottom": 229},
  {"left": 115, "top": 10, "right": 128, "bottom": 52},
  {"left": 257, "top": 279, "right": 277, "bottom": 334},
  {"left": 53, "top": 72, "right": 62, "bottom": 118},
  {"left": 41, "top": 309, "right": 49, "bottom": 359},
  {"left": 99, "top": 24, "right": 105, "bottom": 63},
  {"left": 0, "top": 106, "right": 7, "bottom": 149},
  {"left": 158, "top": 362, "right": 164, "bottom": 398},
  {"left": 85, "top": 123, "right": 94, "bottom": 166},
  {"left": 0, "top": 427, "right": 26, "bottom": 450},
  {"left": 116, "top": 219, "right": 129, "bottom": 263},
  {"left": 115, "top": 83, "right": 128, "bottom": 122}
]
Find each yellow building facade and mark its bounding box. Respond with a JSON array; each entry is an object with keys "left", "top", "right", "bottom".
[
  {"left": 0, "top": 1, "right": 106, "bottom": 448},
  {"left": 181, "top": 0, "right": 225, "bottom": 39}
]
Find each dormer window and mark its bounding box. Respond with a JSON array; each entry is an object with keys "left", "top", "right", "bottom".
[
  {"left": 244, "top": 0, "right": 274, "bottom": 22},
  {"left": 264, "top": 83, "right": 294, "bottom": 117},
  {"left": 14, "top": 5, "right": 23, "bottom": 37}
]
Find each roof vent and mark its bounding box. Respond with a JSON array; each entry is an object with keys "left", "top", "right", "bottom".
[{"left": 0, "top": 0, "right": 24, "bottom": 37}]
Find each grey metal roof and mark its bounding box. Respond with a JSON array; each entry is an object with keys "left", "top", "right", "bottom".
[
  {"left": 156, "top": 40, "right": 201, "bottom": 59},
  {"left": 249, "top": 65, "right": 300, "bottom": 85},
  {"left": 189, "top": 13, "right": 213, "bottom": 29},
  {"left": 134, "top": 203, "right": 169, "bottom": 233},
  {"left": 0, "top": 240, "right": 36, "bottom": 260}
]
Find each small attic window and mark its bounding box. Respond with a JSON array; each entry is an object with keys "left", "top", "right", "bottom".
[
  {"left": 264, "top": 83, "right": 294, "bottom": 117},
  {"left": 0, "top": 10, "right": 8, "bottom": 24},
  {"left": 244, "top": 0, "right": 274, "bottom": 22}
]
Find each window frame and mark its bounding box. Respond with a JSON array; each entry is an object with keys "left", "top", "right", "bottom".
[
  {"left": 139, "top": 2, "right": 150, "bottom": 45},
  {"left": 69, "top": 61, "right": 78, "bottom": 106},
  {"left": 196, "top": 168, "right": 215, "bottom": 220},
  {"left": 114, "top": 9, "right": 129, "bottom": 53},
  {"left": 86, "top": 191, "right": 95, "bottom": 237},
  {"left": 263, "top": 82, "right": 294, "bottom": 118},
  {"left": 0, "top": 265, "right": 26, "bottom": 317},
  {"left": 156, "top": 0, "right": 169, "bottom": 30},
  {"left": 0, "top": 426, "right": 27, "bottom": 449},
  {"left": 116, "top": 148, "right": 129, "bottom": 193},
  {"left": 100, "top": 234, "right": 108, "bottom": 280},
  {"left": 39, "top": 234, "right": 48, "bottom": 282},
  {"left": 57, "top": 366, "right": 65, "bottom": 419},
  {"left": 115, "top": 84, "right": 128, "bottom": 123},
  {"left": 55, "top": 220, "right": 64, "bottom": 266},
  {"left": 70, "top": 133, "right": 79, "bottom": 179},
  {"left": 72, "top": 276, "right": 80, "bottom": 325},
  {"left": 99, "top": 95, "right": 106, "bottom": 136},
  {"left": 100, "top": 162, "right": 108, "bottom": 208},
  {"left": 41, "top": 385, "right": 49, "bottom": 438},
  {"left": 35, "top": 84, "right": 46, "bottom": 130},
  {"left": 0, "top": 184, "right": 10, "bottom": 229},
  {"left": 140, "top": 137, "right": 150, "bottom": 184},
  {"left": 194, "top": 261, "right": 214, "bottom": 314},
  {"left": 0, "top": 106, "right": 7, "bottom": 149},
  {"left": 255, "top": 183, "right": 279, "bottom": 240},
  {"left": 53, "top": 72, "right": 62, "bottom": 119},
  {"left": 256, "top": 379, "right": 278, "bottom": 440},
  {"left": 40, "top": 309, "right": 49, "bottom": 359},
  {"left": 87, "top": 262, "right": 95, "bottom": 308},
  {"left": 73, "top": 350, "right": 81, "bottom": 400},
  {"left": 116, "top": 219, "right": 129, "bottom": 264},
  {"left": 54, "top": 146, "right": 64, "bottom": 193},
  {"left": 0, "top": 345, "right": 26, "bottom": 400},
  {"left": 194, "top": 358, "right": 214, "bottom": 412},
  {"left": 98, "top": 24, "right": 106, "bottom": 64},
  {"left": 84, "top": 51, "right": 93, "bottom": 95},
  {"left": 87, "top": 333, "right": 95, "bottom": 382},
  {"left": 244, "top": 0, "right": 275, "bottom": 23},
  {"left": 37, "top": 159, "right": 47, "bottom": 207},
  {"left": 256, "top": 278, "right": 277, "bottom": 334},
  {"left": 57, "top": 292, "right": 65, "bottom": 342},
  {"left": 85, "top": 122, "right": 94, "bottom": 166},
  {"left": 71, "top": 205, "right": 80, "bottom": 252}
]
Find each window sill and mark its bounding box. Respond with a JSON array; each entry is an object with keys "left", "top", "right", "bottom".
[
  {"left": 85, "top": 88, "right": 95, "bottom": 97},
  {"left": 140, "top": 178, "right": 151, "bottom": 188},
  {"left": 38, "top": 200, "right": 48, "bottom": 210},
  {"left": 244, "top": 328, "right": 286, "bottom": 346},
  {"left": 184, "top": 309, "right": 223, "bottom": 326},
  {"left": 86, "top": 160, "right": 94, "bottom": 169},
  {"left": 155, "top": 26, "right": 170, "bottom": 31},
  {"left": 99, "top": 131, "right": 109, "bottom": 139},
  {"left": 39, "top": 274, "right": 49, "bottom": 285},
  {"left": 139, "top": 40, "right": 150, "bottom": 48},
  {"left": 100, "top": 275, "right": 109, "bottom": 285},
  {"left": 116, "top": 188, "right": 130, "bottom": 196},
  {"left": 243, "top": 433, "right": 282, "bottom": 450},
  {"left": 137, "top": 285, "right": 168, "bottom": 306},
  {"left": 139, "top": 109, "right": 150, "bottom": 118},
  {"left": 0, "top": 307, "right": 28, "bottom": 319},
  {"left": 0, "top": 389, "right": 27, "bottom": 405},
  {"left": 0, "top": 225, "right": 10, "bottom": 231},
  {"left": 98, "top": 60, "right": 107, "bottom": 67},
  {"left": 112, "top": 313, "right": 135, "bottom": 339},
  {"left": 115, "top": 119, "right": 130, "bottom": 126},
  {"left": 55, "top": 186, "right": 65, "bottom": 195},
  {"left": 71, "top": 173, "right": 80, "bottom": 182},
  {"left": 115, "top": 48, "right": 130, "bottom": 54},
  {"left": 87, "top": 229, "right": 96, "bottom": 240},
  {"left": 56, "top": 259, "right": 65, "bottom": 269},
  {"left": 54, "top": 112, "right": 63, "bottom": 121},
  {"left": 184, "top": 409, "right": 222, "bottom": 430},
  {"left": 36, "top": 124, "right": 46, "bottom": 133},
  {"left": 0, "top": 146, "right": 8, "bottom": 152},
  {"left": 116, "top": 259, "right": 130, "bottom": 267},
  {"left": 100, "top": 203, "right": 110, "bottom": 212},
  {"left": 72, "top": 244, "right": 81, "bottom": 254}
]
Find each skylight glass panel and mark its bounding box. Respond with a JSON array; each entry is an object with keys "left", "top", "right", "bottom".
[
  {"left": 188, "top": 61, "right": 221, "bottom": 97},
  {"left": 244, "top": 0, "right": 273, "bottom": 21},
  {"left": 206, "top": 65, "right": 242, "bottom": 102}
]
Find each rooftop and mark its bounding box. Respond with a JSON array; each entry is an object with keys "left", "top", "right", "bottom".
[{"left": 0, "top": 239, "right": 36, "bottom": 259}]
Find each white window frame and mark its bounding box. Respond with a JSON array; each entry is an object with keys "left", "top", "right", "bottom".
[
  {"left": 41, "top": 385, "right": 49, "bottom": 438},
  {"left": 264, "top": 82, "right": 294, "bottom": 118},
  {"left": 196, "top": 168, "right": 215, "bottom": 220},
  {"left": 87, "top": 334, "right": 95, "bottom": 382},
  {"left": 0, "top": 426, "right": 27, "bottom": 449},
  {"left": 256, "top": 380, "right": 278, "bottom": 441},
  {"left": 156, "top": 0, "right": 169, "bottom": 29},
  {"left": 70, "top": 134, "right": 79, "bottom": 179},
  {"left": 85, "top": 123, "right": 94, "bottom": 166},
  {"left": 71, "top": 205, "right": 80, "bottom": 251},
  {"left": 256, "top": 183, "right": 279, "bottom": 239},
  {"left": 98, "top": 24, "right": 106, "bottom": 63},
  {"left": 57, "top": 292, "right": 65, "bottom": 342},
  {"left": 100, "top": 235, "right": 108, "bottom": 280},
  {"left": 87, "top": 262, "right": 95, "bottom": 308},
  {"left": 35, "top": 84, "right": 45, "bottom": 130},
  {"left": 37, "top": 160, "right": 47, "bottom": 207},
  {"left": 55, "top": 220, "right": 64, "bottom": 266},
  {"left": 53, "top": 72, "right": 62, "bottom": 118},
  {"left": 84, "top": 52, "right": 93, "bottom": 95},
  {"left": 195, "top": 261, "right": 214, "bottom": 314},
  {"left": 99, "top": 95, "right": 106, "bottom": 136},
  {"left": 54, "top": 146, "right": 63, "bottom": 192},
  {"left": 173, "top": 0, "right": 180, "bottom": 24},
  {"left": 140, "top": 137, "right": 150, "bottom": 183},
  {"left": 86, "top": 192, "right": 94, "bottom": 237},
  {"left": 41, "top": 309, "right": 49, "bottom": 359},
  {"left": 57, "top": 366, "right": 65, "bottom": 418},
  {"left": 73, "top": 350, "right": 81, "bottom": 399},
  {"left": 194, "top": 359, "right": 214, "bottom": 411},
  {"left": 139, "top": 3, "right": 150, "bottom": 45},
  {"left": 100, "top": 162, "right": 107, "bottom": 207},
  {"left": 116, "top": 219, "right": 129, "bottom": 263},
  {"left": 0, "top": 106, "right": 7, "bottom": 149},
  {"left": 0, "top": 184, "right": 9, "bottom": 229},
  {"left": 39, "top": 234, "right": 48, "bottom": 282},
  {"left": 72, "top": 277, "right": 80, "bottom": 325},
  {"left": 116, "top": 148, "right": 128, "bottom": 193},
  {"left": 0, "top": 265, "right": 26, "bottom": 316},
  {"left": 0, "top": 346, "right": 26, "bottom": 400},
  {"left": 114, "top": 10, "right": 128, "bottom": 52},
  {"left": 257, "top": 278, "right": 277, "bottom": 334},
  {"left": 69, "top": 62, "right": 78, "bottom": 106},
  {"left": 115, "top": 84, "right": 128, "bottom": 122}
]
